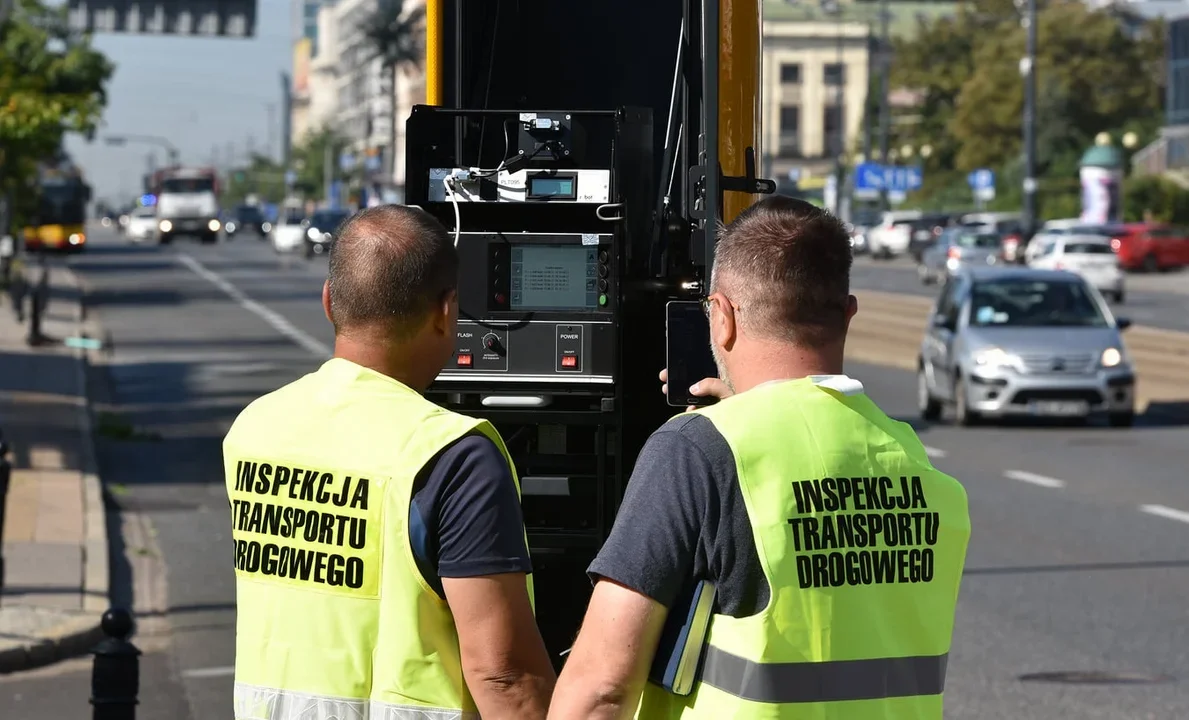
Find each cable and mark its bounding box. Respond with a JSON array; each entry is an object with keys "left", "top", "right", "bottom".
[{"left": 444, "top": 174, "right": 462, "bottom": 247}]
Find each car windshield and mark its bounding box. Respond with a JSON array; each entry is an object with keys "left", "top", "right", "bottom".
[
  {"left": 969, "top": 278, "right": 1108, "bottom": 328},
  {"left": 310, "top": 211, "right": 349, "bottom": 230},
  {"left": 236, "top": 206, "right": 263, "bottom": 221},
  {"left": 161, "top": 177, "right": 215, "bottom": 193},
  {"left": 1064, "top": 242, "right": 1114, "bottom": 255},
  {"left": 955, "top": 232, "right": 1000, "bottom": 249}
]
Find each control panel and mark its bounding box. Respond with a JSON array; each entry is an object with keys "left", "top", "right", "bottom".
[
  {"left": 428, "top": 168, "right": 612, "bottom": 204},
  {"left": 435, "top": 232, "right": 618, "bottom": 386}
]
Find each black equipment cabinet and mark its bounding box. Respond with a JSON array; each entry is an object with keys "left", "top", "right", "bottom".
[{"left": 409, "top": 0, "right": 731, "bottom": 667}]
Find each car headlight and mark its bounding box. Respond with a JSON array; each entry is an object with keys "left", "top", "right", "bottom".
[
  {"left": 262, "top": 222, "right": 273, "bottom": 233},
  {"left": 973, "top": 347, "right": 1020, "bottom": 369},
  {"left": 208, "top": 219, "right": 221, "bottom": 232},
  {"left": 1101, "top": 347, "right": 1124, "bottom": 368},
  {"left": 226, "top": 222, "right": 237, "bottom": 232},
  {"left": 159, "top": 220, "right": 172, "bottom": 232},
  {"left": 307, "top": 227, "right": 320, "bottom": 240}
]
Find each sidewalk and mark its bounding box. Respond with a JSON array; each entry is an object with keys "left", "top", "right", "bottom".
[{"left": 0, "top": 261, "right": 108, "bottom": 673}]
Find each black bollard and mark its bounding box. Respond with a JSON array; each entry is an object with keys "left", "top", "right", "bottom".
[
  {"left": 90, "top": 608, "right": 141, "bottom": 720},
  {"left": 0, "top": 429, "right": 9, "bottom": 598},
  {"left": 26, "top": 263, "right": 48, "bottom": 346}
]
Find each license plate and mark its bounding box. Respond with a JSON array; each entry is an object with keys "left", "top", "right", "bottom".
[{"left": 1029, "top": 400, "right": 1088, "bottom": 416}]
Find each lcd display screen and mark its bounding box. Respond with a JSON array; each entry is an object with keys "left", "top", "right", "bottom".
[
  {"left": 527, "top": 176, "right": 576, "bottom": 199},
  {"left": 510, "top": 245, "right": 598, "bottom": 310}
]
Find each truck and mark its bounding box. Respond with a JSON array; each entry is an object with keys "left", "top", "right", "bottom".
[
  {"left": 23, "top": 156, "right": 91, "bottom": 252},
  {"left": 151, "top": 167, "right": 221, "bottom": 244}
]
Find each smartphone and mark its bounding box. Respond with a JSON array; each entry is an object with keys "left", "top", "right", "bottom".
[{"left": 665, "top": 300, "right": 720, "bottom": 407}]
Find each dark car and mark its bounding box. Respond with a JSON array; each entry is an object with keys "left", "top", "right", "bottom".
[
  {"left": 225, "top": 205, "right": 267, "bottom": 239},
  {"left": 305, "top": 208, "right": 352, "bottom": 258}
]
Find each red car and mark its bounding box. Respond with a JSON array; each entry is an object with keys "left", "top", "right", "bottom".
[{"left": 1109, "top": 223, "right": 1189, "bottom": 272}]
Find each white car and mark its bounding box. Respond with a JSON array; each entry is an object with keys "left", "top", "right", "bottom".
[
  {"left": 270, "top": 208, "right": 309, "bottom": 253},
  {"left": 866, "top": 210, "right": 922, "bottom": 258},
  {"left": 125, "top": 207, "right": 159, "bottom": 243},
  {"left": 1028, "top": 233, "right": 1125, "bottom": 303}
]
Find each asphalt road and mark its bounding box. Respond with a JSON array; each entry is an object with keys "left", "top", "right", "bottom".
[
  {"left": 3, "top": 225, "right": 1188, "bottom": 718},
  {"left": 853, "top": 254, "right": 1189, "bottom": 333}
]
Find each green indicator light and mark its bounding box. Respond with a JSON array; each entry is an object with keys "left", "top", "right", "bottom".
[{"left": 599, "top": 294, "right": 608, "bottom": 306}]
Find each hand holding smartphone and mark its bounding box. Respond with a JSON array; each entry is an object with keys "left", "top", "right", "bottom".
[{"left": 665, "top": 301, "right": 723, "bottom": 408}]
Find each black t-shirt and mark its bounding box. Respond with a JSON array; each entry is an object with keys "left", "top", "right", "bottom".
[
  {"left": 408, "top": 432, "right": 533, "bottom": 596},
  {"left": 588, "top": 413, "right": 770, "bottom": 617}
]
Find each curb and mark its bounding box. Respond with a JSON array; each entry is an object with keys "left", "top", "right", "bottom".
[
  {"left": 0, "top": 614, "right": 106, "bottom": 674},
  {"left": 0, "top": 261, "right": 111, "bottom": 673}
]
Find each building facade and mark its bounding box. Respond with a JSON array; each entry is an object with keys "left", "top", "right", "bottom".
[{"left": 761, "top": 19, "right": 870, "bottom": 183}]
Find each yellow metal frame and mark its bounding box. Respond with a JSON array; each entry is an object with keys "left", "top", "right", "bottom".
[
  {"left": 719, "top": 0, "right": 763, "bottom": 224},
  {"left": 425, "top": 0, "right": 443, "bottom": 105}
]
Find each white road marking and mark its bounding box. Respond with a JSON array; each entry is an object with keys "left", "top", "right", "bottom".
[
  {"left": 181, "top": 666, "right": 235, "bottom": 679},
  {"left": 1004, "top": 470, "right": 1066, "bottom": 489},
  {"left": 177, "top": 254, "right": 331, "bottom": 358},
  {"left": 1139, "top": 504, "right": 1189, "bottom": 524},
  {"left": 923, "top": 446, "right": 947, "bottom": 458}
]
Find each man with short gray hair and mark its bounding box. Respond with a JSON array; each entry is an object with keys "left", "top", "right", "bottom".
[
  {"left": 224, "top": 204, "right": 555, "bottom": 720},
  {"left": 550, "top": 196, "right": 970, "bottom": 720}
]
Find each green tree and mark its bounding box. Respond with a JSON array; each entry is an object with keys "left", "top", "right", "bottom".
[
  {"left": 360, "top": 0, "right": 424, "bottom": 179},
  {"left": 221, "top": 154, "right": 287, "bottom": 207},
  {"left": 291, "top": 127, "right": 350, "bottom": 199},
  {"left": 950, "top": 0, "right": 1162, "bottom": 171},
  {"left": 0, "top": 0, "right": 113, "bottom": 224}
]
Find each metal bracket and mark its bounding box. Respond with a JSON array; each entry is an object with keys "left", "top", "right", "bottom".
[
  {"left": 687, "top": 147, "right": 775, "bottom": 222},
  {"left": 721, "top": 147, "right": 776, "bottom": 195}
]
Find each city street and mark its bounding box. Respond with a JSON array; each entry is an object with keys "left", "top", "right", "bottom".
[
  {"left": 2, "top": 224, "right": 1188, "bottom": 718},
  {"left": 853, "top": 254, "right": 1189, "bottom": 332}
]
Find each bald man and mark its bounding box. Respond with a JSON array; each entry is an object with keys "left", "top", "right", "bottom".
[{"left": 223, "top": 205, "right": 555, "bottom": 720}]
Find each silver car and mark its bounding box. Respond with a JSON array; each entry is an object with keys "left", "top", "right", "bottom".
[
  {"left": 918, "top": 228, "right": 1002, "bottom": 285},
  {"left": 917, "top": 267, "right": 1136, "bottom": 427}
]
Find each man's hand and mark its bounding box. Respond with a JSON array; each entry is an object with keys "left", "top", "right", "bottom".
[
  {"left": 443, "top": 573, "right": 556, "bottom": 720},
  {"left": 658, "top": 368, "right": 733, "bottom": 411}
]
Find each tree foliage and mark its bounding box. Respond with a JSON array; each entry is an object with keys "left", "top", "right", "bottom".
[
  {"left": 222, "top": 128, "right": 351, "bottom": 207},
  {"left": 360, "top": 0, "right": 424, "bottom": 178},
  {"left": 950, "top": 0, "right": 1162, "bottom": 171},
  {"left": 0, "top": 0, "right": 113, "bottom": 216},
  {"left": 891, "top": 0, "right": 1164, "bottom": 217}
]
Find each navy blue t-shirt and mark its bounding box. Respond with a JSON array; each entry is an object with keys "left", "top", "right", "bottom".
[{"left": 408, "top": 432, "right": 533, "bottom": 596}]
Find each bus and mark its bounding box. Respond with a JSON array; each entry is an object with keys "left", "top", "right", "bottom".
[{"left": 23, "top": 158, "right": 91, "bottom": 252}]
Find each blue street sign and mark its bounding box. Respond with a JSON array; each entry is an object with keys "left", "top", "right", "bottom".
[
  {"left": 967, "top": 168, "right": 995, "bottom": 190},
  {"left": 855, "top": 162, "right": 885, "bottom": 191},
  {"left": 855, "top": 163, "right": 924, "bottom": 193}
]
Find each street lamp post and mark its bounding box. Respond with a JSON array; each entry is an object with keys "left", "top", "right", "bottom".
[
  {"left": 105, "top": 135, "right": 181, "bottom": 167},
  {"left": 1021, "top": 0, "right": 1038, "bottom": 237}
]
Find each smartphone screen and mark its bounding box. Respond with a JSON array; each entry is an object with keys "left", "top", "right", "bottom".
[{"left": 665, "top": 301, "right": 720, "bottom": 407}]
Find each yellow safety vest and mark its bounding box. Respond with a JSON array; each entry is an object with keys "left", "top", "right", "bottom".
[
  {"left": 637, "top": 377, "right": 970, "bottom": 719},
  {"left": 224, "top": 358, "right": 531, "bottom": 720}
]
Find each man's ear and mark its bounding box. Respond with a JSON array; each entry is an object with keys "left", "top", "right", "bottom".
[
  {"left": 322, "top": 281, "right": 333, "bottom": 325},
  {"left": 434, "top": 289, "right": 458, "bottom": 335},
  {"left": 710, "top": 297, "right": 737, "bottom": 351},
  {"left": 844, "top": 294, "right": 858, "bottom": 329}
]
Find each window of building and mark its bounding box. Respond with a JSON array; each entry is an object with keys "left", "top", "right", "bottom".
[
  {"left": 823, "top": 104, "right": 845, "bottom": 156},
  {"left": 824, "top": 63, "right": 846, "bottom": 86},
  {"left": 779, "top": 105, "right": 800, "bottom": 157},
  {"left": 779, "top": 63, "right": 801, "bottom": 84}
]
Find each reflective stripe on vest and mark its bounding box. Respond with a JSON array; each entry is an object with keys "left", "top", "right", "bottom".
[
  {"left": 635, "top": 377, "right": 970, "bottom": 719},
  {"left": 700, "top": 646, "right": 949, "bottom": 703},
  {"left": 234, "top": 683, "right": 478, "bottom": 720}
]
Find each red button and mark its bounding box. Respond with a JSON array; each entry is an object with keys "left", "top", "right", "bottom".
[
  {"left": 457, "top": 354, "right": 473, "bottom": 367},
  {"left": 561, "top": 356, "right": 577, "bottom": 368}
]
